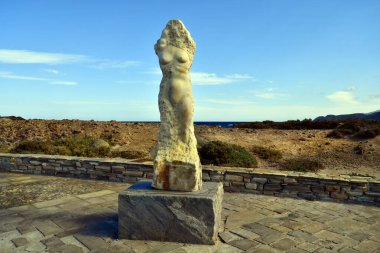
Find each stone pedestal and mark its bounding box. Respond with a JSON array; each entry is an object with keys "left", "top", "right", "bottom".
[{"left": 118, "top": 181, "right": 223, "bottom": 245}]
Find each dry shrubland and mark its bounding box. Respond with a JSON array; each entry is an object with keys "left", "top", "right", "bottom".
[{"left": 0, "top": 117, "right": 379, "bottom": 179}]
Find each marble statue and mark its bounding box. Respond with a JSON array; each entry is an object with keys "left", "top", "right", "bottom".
[{"left": 152, "top": 19, "right": 202, "bottom": 191}]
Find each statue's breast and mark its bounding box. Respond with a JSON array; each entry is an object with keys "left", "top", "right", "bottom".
[
  {"left": 176, "top": 51, "right": 189, "bottom": 64},
  {"left": 159, "top": 51, "right": 173, "bottom": 65}
]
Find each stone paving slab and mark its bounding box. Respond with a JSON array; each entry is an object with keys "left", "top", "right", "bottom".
[
  {"left": 0, "top": 173, "right": 380, "bottom": 252},
  {"left": 33, "top": 196, "right": 80, "bottom": 209}
]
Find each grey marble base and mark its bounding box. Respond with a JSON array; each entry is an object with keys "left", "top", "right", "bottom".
[{"left": 118, "top": 181, "right": 223, "bottom": 244}]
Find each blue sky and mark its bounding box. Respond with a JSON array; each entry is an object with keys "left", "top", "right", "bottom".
[{"left": 0, "top": 0, "right": 379, "bottom": 121}]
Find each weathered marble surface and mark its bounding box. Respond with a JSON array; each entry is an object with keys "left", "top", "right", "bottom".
[
  {"left": 152, "top": 19, "right": 202, "bottom": 191},
  {"left": 118, "top": 181, "right": 223, "bottom": 244}
]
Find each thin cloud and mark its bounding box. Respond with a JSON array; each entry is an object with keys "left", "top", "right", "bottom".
[
  {"left": 225, "top": 73, "right": 255, "bottom": 80},
  {"left": 255, "top": 92, "right": 286, "bottom": 99},
  {"left": 50, "top": 81, "right": 77, "bottom": 86},
  {"left": 205, "top": 98, "right": 255, "bottom": 106},
  {"left": 91, "top": 60, "right": 141, "bottom": 69},
  {"left": 0, "top": 49, "right": 139, "bottom": 71},
  {"left": 369, "top": 93, "right": 380, "bottom": 100},
  {"left": 44, "top": 69, "right": 61, "bottom": 75},
  {"left": 191, "top": 72, "right": 255, "bottom": 85},
  {"left": 251, "top": 88, "right": 287, "bottom": 100},
  {"left": 142, "top": 67, "right": 161, "bottom": 75},
  {"left": 0, "top": 71, "right": 77, "bottom": 86},
  {"left": 51, "top": 100, "right": 120, "bottom": 105},
  {"left": 345, "top": 86, "right": 357, "bottom": 91},
  {"left": 116, "top": 80, "right": 159, "bottom": 85},
  {"left": 0, "top": 71, "right": 48, "bottom": 81},
  {"left": 326, "top": 90, "right": 359, "bottom": 105},
  {"left": 0, "top": 49, "right": 87, "bottom": 64}
]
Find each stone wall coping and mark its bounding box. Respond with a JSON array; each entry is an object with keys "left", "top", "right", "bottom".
[
  {"left": 0, "top": 152, "right": 153, "bottom": 165},
  {"left": 1, "top": 153, "right": 379, "bottom": 184}
]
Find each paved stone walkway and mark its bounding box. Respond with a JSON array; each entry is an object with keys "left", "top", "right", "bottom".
[{"left": 1, "top": 173, "right": 379, "bottom": 253}]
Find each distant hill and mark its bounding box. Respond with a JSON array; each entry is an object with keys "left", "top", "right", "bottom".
[{"left": 314, "top": 110, "right": 380, "bottom": 121}]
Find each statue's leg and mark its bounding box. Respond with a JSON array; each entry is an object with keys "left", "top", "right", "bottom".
[
  {"left": 167, "top": 77, "right": 193, "bottom": 143},
  {"left": 179, "top": 95, "right": 192, "bottom": 143}
]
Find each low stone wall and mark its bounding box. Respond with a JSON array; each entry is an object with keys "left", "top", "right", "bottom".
[
  {"left": 1, "top": 153, "right": 379, "bottom": 205},
  {"left": 203, "top": 167, "right": 380, "bottom": 205},
  {"left": 0, "top": 153, "right": 153, "bottom": 183}
]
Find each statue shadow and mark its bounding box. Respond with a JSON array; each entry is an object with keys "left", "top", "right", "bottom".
[{"left": 76, "top": 212, "right": 119, "bottom": 239}]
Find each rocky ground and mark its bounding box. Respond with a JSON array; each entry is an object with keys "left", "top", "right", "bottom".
[{"left": 0, "top": 118, "right": 379, "bottom": 179}]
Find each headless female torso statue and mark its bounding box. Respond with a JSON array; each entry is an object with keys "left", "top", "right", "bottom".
[
  {"left": 152, "top": 20, "right": 202, "bottom": 191},
  {"left": 156, "top": 30, "right": 192, "bottom": 143}
]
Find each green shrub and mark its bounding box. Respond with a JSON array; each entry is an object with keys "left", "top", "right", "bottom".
[
  {"left": 326, "top": 120, "right": 380, "bottom": 139},
  {"left": 11, "top": 136, "right": 111, "bottom": 157},
  {"left": 11, "top": 140, "right": 54, "bottom": 154},
  {"left": 280, "top": 158, "right": 323, "bottom": 172},
  {"left": 326, "top": 130, "right": 345, "bottom": 139},
  {"left": 199, "top": 141, "right": 257, "bottom": 168},
  {"left": 112, "top": 150, "right": 148, "bottom": 159},
  {"left": 56, "top": 136, "right": 110, "bottom": 157},
  {"left": 0, "top": 143, "right": 10, "bottom": 153},
  {"left": 354, "top": 129, "right": 380, "bottom": 139},
  {"left": 51, "top": 145, "right": 72, "bottom": 156},
  {"left": 251, "top": 145, "right": 282, "bottom": 161}
]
